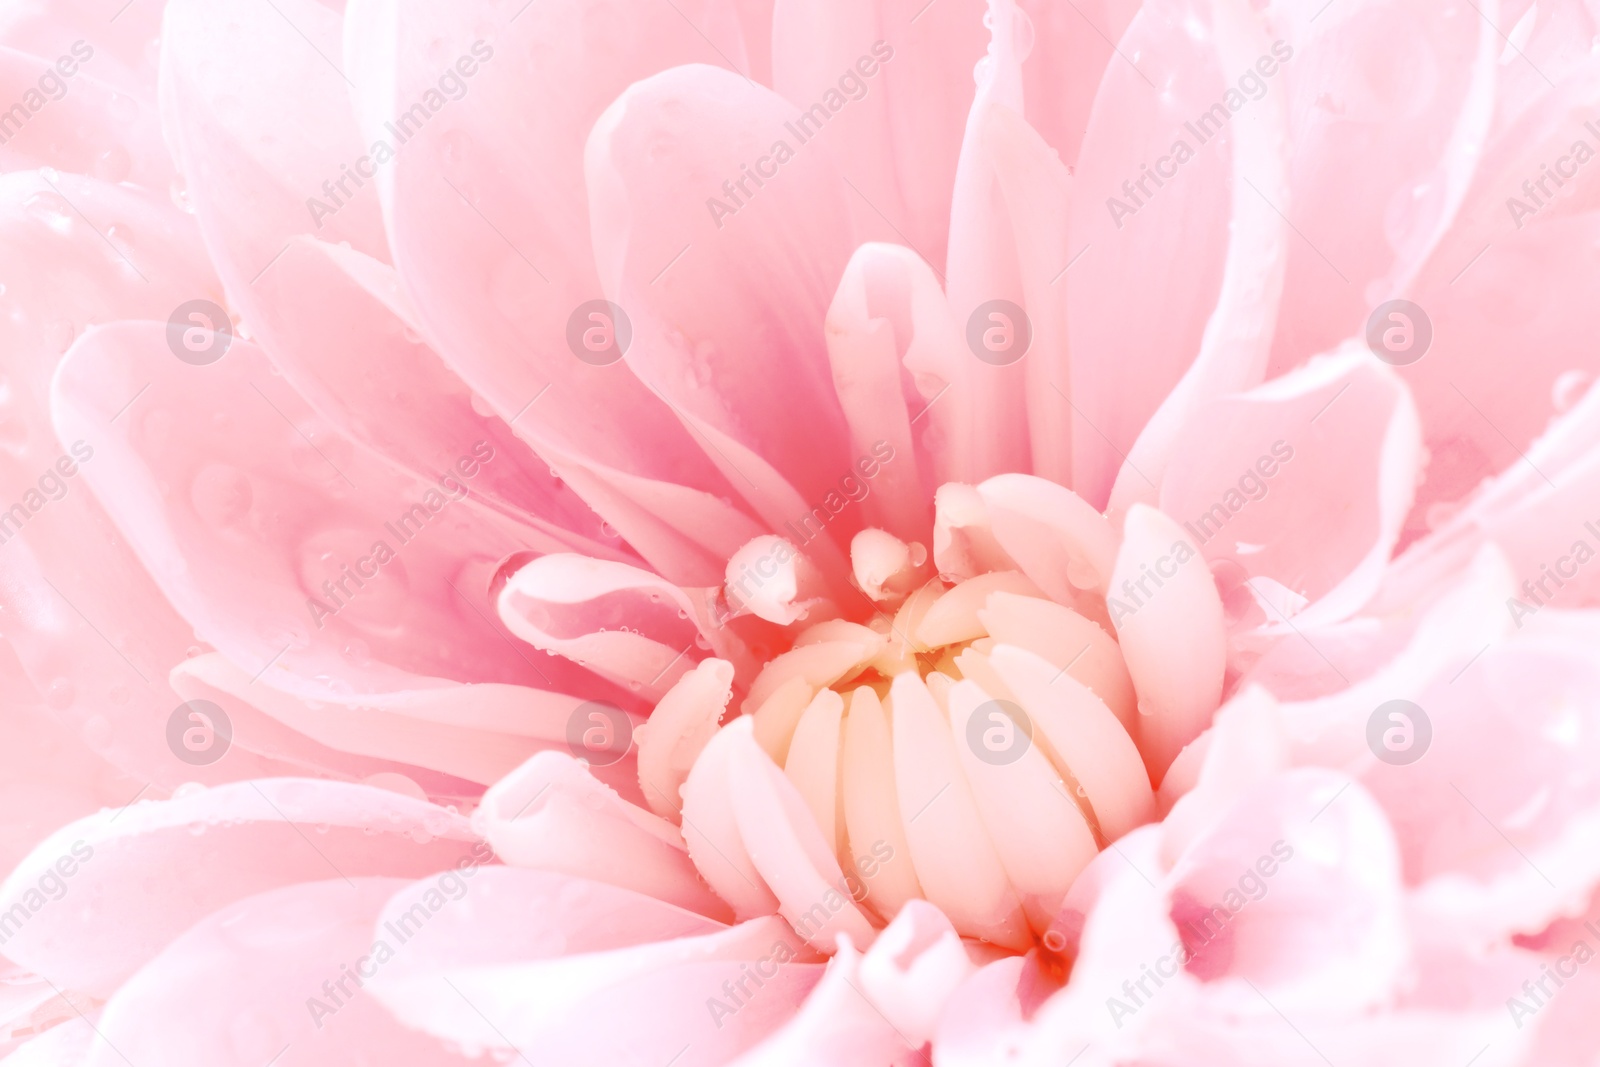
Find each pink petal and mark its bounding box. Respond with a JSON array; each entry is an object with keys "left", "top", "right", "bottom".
[
  {"left": 1264, "top": 0, "right": 1494, "bottom": 378},
  {"left": 1159, "top": 349, "right": 1423, "bottom": 630},
  {"left": 0, "top": 46, "right": 171, "bottom": 187},
  {"left": 946, "top": 53, "right": 1074, "bottom": 481},
  {"left": 822, "top": 244, "right": 938, "bottom": 542},
  {"left": 498, "top": 552, "right": 759, "bottom": 700},
  {"left": 889, "top": 672, "right": 1030, "bottom": 950},
  {"left": 474, "top": 750, "right": 731, "bottom": 920},
  {"left": 1013, "top": 0, "right": 1142, "bottom": 167},
  {"left": 586, "top": 63, "right": 860, "bottom": 578},
  {"left": 345, "top": 0, "right": 760, "bottom": 586},
  {"left": 1104, "top": 0, "right": 1290, "bottom": 515},
  {"left": 1066, "top": 0, "right": 1235, "bottom": 504},
  {"left": 771, "top": 0, "right": 986, "bottom": 271},
  {"left": 92, "top": 878, "right": 479, "bottom": 1066},
  {"left": 366, "top": 867, "right": 823, "bottom": 1065},
  {"left": 1107, "top": 504, "right": 1226, "bottom": 781},
  {"left": 168, "top": 652, "right": 626, "bottom": 795},
  {"left": 160, "top": 0, "right": 389, "bottom": 290},
  {"left": 0, "top": 171, "right": 307, "bottom": 789},
  {"left": 54, "top": 323, "right": 605, "bottom": 698},
  {"left": 725, "top": 719, "right": 879, "bottom": 953},
  {"left": 0, "top": 778, "right": 480, "bottom": 995},
  {"left": 246, "top": 237, "right": 619, "bottom": 555}
]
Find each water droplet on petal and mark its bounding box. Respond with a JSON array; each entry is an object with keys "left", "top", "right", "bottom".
[{"left": 1553, "top": 370, "right": 1592, "bottom": 413}]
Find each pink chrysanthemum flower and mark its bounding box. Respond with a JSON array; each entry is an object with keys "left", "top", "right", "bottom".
[{"left": 3, "top": 0, "right": 1600, "bottom": 1063}]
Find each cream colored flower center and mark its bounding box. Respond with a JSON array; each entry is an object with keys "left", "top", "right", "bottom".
[{"left": 729, "top": 554, "right": 1154, "bottom": 952}]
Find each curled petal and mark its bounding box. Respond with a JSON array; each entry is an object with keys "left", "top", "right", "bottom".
[
  {"left": 850, "top": 528, "right": 931, "bottom": 605},
  {"left": 475, "top": 751, "right": 729, "bottom": 920},
  {"left": 498, "top": 553, "right": 755, "bottom": 700},
  {"left": 637, "top": 658, "right": 735, "bottom": 821}
]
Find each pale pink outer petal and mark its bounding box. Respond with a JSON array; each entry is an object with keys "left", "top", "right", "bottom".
[
  {"left": 1066, "top": 0, "right": 1233, "bottom": 504},
  {"left": 0, "top": 171, "right": 312, "bottom": 790},
  {"left": 725, "top": 937, "right": 918, "bottom": 1067},
  {"left": 1165, "top": 770, "right": 1408, "bottom": 1013},
  {"left": 246, "top": 237, "right": 620, "bottom": 555},
  {"left": 939, "top": 774, "right": 1514, "bottom": 1067},
  {"left": 168, "top": 652, "right": 600, "bottom": 796},
  {"left": 1160, "top": 348, "right": 1423, "bottom": 630},
  {"left": 0, "top": 1016, "right": 95, "bottom": 1066},
  {"left": 1366, "top": 611, "right": 1600, "bottom": 948},
  {"left": 343, "top": 0, "right": 765, "bottom": 586},
  {"left": 0, "top": 0, "right": 164, "bottom": 99},
  {"left": 53, "top": 324, "right": 615, "bottom": 701},
  {"left": 1382, "top": 366, "right": 1600, "bottom": 617},
  {"left": 1013, "top": 0, "right": 1142, "bottom": 167},
  {"left": 365, "top": 867, "right": 823, "bottom": 1066},
  {"left": 1264, "top": 0, "right": 1496, "bottom": 378},
  {"left": 1105, "top": 0, "right": 1290, "bottom": 516},
  {"left": 89, "top": 878, "right": 479, "bottom": 1066},
  {"left": 159, "top": 0, "right": 390, "bottom": 289},
  {"left": 1158, "top": 685, "right": 1286, "bottom": 866},
  {"left": 0, "top": 46, "right": 172, "bottom": 188},
  {"left": 0, "top": 703, "right": 138, "bottom": 886},
  {"left": 944, "top": 3, "right": 1067, "bottom": 483},
  {"left": 856, "top": 899, "right": 975, "bottom": 1046},
  {"left": 0, "top": 778, "right": 479, "bottom": 996}
]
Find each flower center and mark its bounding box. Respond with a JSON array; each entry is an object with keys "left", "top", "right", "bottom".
[{"left": 722, "top": 544, "right": 1157, "bottom": 953}]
